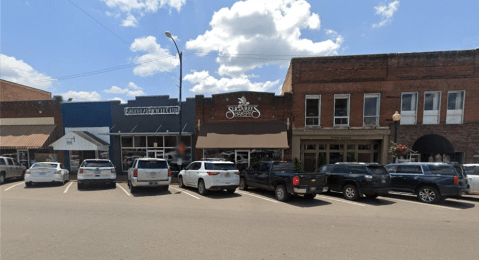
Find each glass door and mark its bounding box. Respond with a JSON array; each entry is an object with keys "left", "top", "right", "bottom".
[
  {"left": 235, "top": 150, "right": 250, "bottom": 171},
  {"left": 17, "top": 149, "right": 29, "bottom": 168},
  {"left": 147, "top": 150, "right": 164, "bottom": 159}
]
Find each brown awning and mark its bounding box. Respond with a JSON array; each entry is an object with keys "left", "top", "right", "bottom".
[
  {"left": 196, "top": 122, "right": 289, "bottom": 149},
  {"left": 0, "top": 125, "right": 56, "bottom": 149}
]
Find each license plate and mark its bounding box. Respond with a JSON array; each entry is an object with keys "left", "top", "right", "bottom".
[
  {"left": 310, "top": 187, "right": 316, "bottom": 191},
  {"left": 39, "top": 172, "right": 46, "bottom": 175},
  {"left": 225, "top": 173, "right": 230, "bottom": 177},
  {"left": 381, "top": 180, "right": 386, "bottom": 183}
]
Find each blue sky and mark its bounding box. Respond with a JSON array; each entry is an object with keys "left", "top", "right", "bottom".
[{"left": 2, "top": 0, "right": 478, "bottom": 103}]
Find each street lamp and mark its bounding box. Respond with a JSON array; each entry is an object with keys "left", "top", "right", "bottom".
[
  {"left": 392, "top": 111, "right": 401, "bottom": 143},
  {"left": 165, "top": 31, "right": 183, "bottom": 169}
]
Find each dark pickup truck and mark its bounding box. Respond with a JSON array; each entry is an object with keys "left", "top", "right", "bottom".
[
  {"left": 239, "top": 161, "right": 328, "bottom": 201},
  {"left": 385, "top": 163, "right": 469, "bottom": 203},
  {"left": 319, "top": 163, "right": 391, "bottom": 201}
]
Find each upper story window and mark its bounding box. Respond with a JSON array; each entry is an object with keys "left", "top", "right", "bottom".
[
  {"left": 305, "top": 95, "right": 320, "bottom": 126},
  {"left": 400, "top": 92, "right": 418, "bottom": 125},
  {"left": 423, "top": 91, "right": 441, "bottom": 125},
  {"left": 334, "top": 94, "right": 350, "bottom": 126},
  {"left": 446, "top": 90, "right": 465, "bottom": 124},
  {"left": 364, "top": 93, "right": 380, "bottom": 126}
]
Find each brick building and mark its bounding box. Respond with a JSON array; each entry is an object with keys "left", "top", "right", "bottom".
[
  {"left": 0, "top": 80, "right": 64, "bottom": 167},
  {"left": 195, "top": 91, "right": 293, "bottom": 170},
  {"left": 282, "top": 48, "right": 479, "bottom": 171}
]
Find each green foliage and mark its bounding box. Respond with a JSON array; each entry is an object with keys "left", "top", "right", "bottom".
[
  {"left": 250, "top": 158, "right": 260, "bottom": 166},
  {"left": 349, "top": 153, "right": 357, "bottom": 162},
  {"left": 294, "top": 158, "right": 303, "bottom": 172},
  {"left": 318, "top": 153, "right": 327, "bottom": 168}
]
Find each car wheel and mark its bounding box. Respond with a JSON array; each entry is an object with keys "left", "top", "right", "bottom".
[
  {"left": 343, "top": 184, "right": 359, "bottom": 201},
  {"left": 304, "top": 194, "right": 316, "bottom": 199},
  {"left": 111, "top": 182, "right": 116, "bottom": 189},
  {"left": 275, "top": 184, "right": 290, "bottom": 202},
  {"left": 25, "top": 182, "right": 32, "bottom": 187},
  {"left": 239, "top": 178, "right": 248, "bottom": 190},
  {"left": 0, "top": 172, "right": 5, "bottom": 185},
  {"left": 226, "top": 188, "right": 236, "bottom": 194},
  {"left": 178, "top": 176, "right": 184, "bottom": 188},
  {"left": 366, "top": 194, "right": 379, "bottom": 199},
  {"left": 129, "top": 182, "right": 137, "bottom": 193},
  {"left": 198, "top": 180, "right": 208, "bottom": 195},
  {"left": 20, "top": 171, "right": 26, "bottom": 180},
  {"left": 77, "top": 182, "right": 83, "bottom": 190},
  {"left": 417, "top": 186, "right": 440, "bottom": 203}
]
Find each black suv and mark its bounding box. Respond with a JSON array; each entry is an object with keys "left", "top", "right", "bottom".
[
  {"left": 385, "top": 163, "right": 469, "bottom": 203},
  {"left": 319, "top": 163, "right": 391, "bottom": 201}
]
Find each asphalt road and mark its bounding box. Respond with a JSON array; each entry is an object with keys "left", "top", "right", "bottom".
[{"left": 1, "top": 179, "right": 479, "bottom": 260}]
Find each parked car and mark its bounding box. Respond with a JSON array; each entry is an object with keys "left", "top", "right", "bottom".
[
  {"left": 462, "top": 164, "right": 479, "bottom": 195},
  {"left": 0, "top": 156, "right": 26, "bottom": 184},
  {"left": 24, "top": 162, "right": 70, "bottom": 187},
  {"left": 178, "top": 160, "right": 240, "bottom": 195},
  {"left": 240, "top": 161, "right": 328, "bottom": 202},
  {"left": 127, "top": 158, "right": 171, "bottom": 193},
  {"left": 385, "top": 163, "right": 469, "bottom": 203},
  {"left": 319, "top": 163, "right": 391, "bottom": 201},
  {"left": 77, "top": 159, "right": 116, "bottom": 189}
]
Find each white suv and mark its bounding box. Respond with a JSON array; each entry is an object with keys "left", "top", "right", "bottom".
[
  {"left": 77, "top": 159, "right": 116, "bottom": 189},
  {"left": 463, "top": 164, "right": 479, "bottom": 195},
  {"left": 178, "top": 160, "right": 240, "bottom": 195}
]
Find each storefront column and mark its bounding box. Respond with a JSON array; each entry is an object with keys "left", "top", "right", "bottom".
[
  {"left": 292, "top": 135, "right": 301, "bottom": 162},
  {"left": 381, "top": 134, "right": 390, "bottom": 164}
]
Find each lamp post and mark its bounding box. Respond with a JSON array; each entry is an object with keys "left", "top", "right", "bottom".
[
  {"left": 165, "top": 31, "right": 183, "bottom": 169},
  {"left": 392, "top": 111, "right": 401, "bottom": 143}
]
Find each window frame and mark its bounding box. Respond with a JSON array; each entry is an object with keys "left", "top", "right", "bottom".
[
  {"left": 363, "top": 93, "right": 380, "bottom": 126},
  {"left": 400, "top": 92, "right": 418, "bottom": 125},
  {"left": 446, "top": 90, "right": 465, "bottom": 124},
  {"left": 423, "top": 91, "right": 441, "bottom": 125},
  {"left": 305, "top": 95, "right": 321, "bottom": 126},
  {"left": 334, "top": 94, "right": 350, "bottom": 126}
]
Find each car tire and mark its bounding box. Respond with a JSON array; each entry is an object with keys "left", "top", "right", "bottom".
[
  {"left": 226, "top": 188, "right": 236, "bottom": 194},
  {"left": 25, "top": 182, "right": 32, "bottom": 187},
  {"left": 77, "top": 182, "right": 83, "bottom": 190},
  {"left": 198, "top": 180, "right": 208, "bottom": 195},
  {"left": 417, "top": 186, "right": 440, "bottom": 204},
  {"left": 366, "top": 194, "right": 379, "bottom": 199},
  {"left": 129, "top": 182, "right": 137, "bottom": 193},
  {"left": 111, "top": 182, "right": 116, "bottom": 189},
  {"left": 275, "top": 184, "right": 290, "bottom": 202},
  {"left": 178, "top": 176, "right": 184, "bottom": 188},
  {"left": 343, "top": 184, "right": 359, "bottom": 201},
  {"left": 239, "top": 178, "right": 248, "bottom": 190},
  {"left": 304, "top": 194, "right": 316, "bottom": 199},
  {"left": 0, "top": 172, "right": 5, "bottom": 185},
  {"left": 20, "top": 171, "right": 26, "bottom": 180}
]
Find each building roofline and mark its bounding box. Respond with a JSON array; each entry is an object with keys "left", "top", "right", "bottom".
[{"left": 0, "top": 79, "right": 52, "bottom": 95}]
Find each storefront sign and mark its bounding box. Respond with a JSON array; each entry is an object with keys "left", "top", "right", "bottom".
[
  {"left": 124, "top": 106, "right": 179, "bottom": 116},
  {"left": 226, "top": 96, "right": 261, "bottom": 119}
]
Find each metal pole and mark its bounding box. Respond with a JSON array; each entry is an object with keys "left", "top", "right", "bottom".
[{"left": 394, "top": 121, "right": 398, "bottom": 143}]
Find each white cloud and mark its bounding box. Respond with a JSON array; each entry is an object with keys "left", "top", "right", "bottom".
[
  {"left": 184, "top": 70, "right": 280, "bottom": 94},
  {"left": 103, "top": 82, "right": 146, "bottom": 97},
  {"left": 60, "top": 91, "right": 101, "bottom": 101},
  {"left": 130, "top": 36, "right": 179, "bottom": 77},
  {"left": 112, "top": 97, "right": 127, "bottom": 103},
  {"left": 101, "top": 0, "right": 186, "bottom": 27},
  {"left": 0, "top": 54, "right": 55, "bottom": 89},
  {"left": 372, "top": 1, "right": 400, "bottom": 28},
  {"left": 184, "top": 0, "right": 342, "bottom": 93}
]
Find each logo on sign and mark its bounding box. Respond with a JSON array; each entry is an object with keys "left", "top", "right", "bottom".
[{"left": 226, "top": 96, "right": 261, "bottom": 119}]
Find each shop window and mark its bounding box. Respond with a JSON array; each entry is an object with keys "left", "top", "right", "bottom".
[
  {"left": 446, "top": 90, "right": 465, "bottom": 124},
  {"left": 401, "top": 92, "right": 418, "bottom": 125},
  {"left": 180, "top": 136, "right": 192, "bottom": 147},
  {"left": 305, "top": 95, "right": 320, "bottom": 126},
  {"left": 134, "top": 136, "right": 146, "bottom": 147},
  {"left": 474, "top": 151, "right": 479, "bottom": 163},
  {"left": 330, "top": 144, "right": 344, "bottom": 150},
  {"left": 164, "top": 136, "right": 177, "bottom": 147},
  {"left": 347, "top": 144, "right": 355, "bottom": 150},
  {"left": 363, "top": 93, "right": 380, "bottom": 126},
  {"left": 147, "top": 136, "right": 164, "bottom": 148},
  {"left": 358, "top": 144, "right": 371, "bottom": 150},
  {"left": 334, "top": 94, "right": 350, "bottom": 126},
  {"left": 329, "top": 153, "right": 344, "bottom": 164},
  {"left": 304, "top": 144, "right": 316, "bottom": 150},
  {"left": 423, "top": 91, "right": 441, "bottom": 124},
  {"left": 318, "top": 144, "right": 326, "bottom": 150},
  {"left": 122, "top": 149, "right": 146, "bottom": 171},
  {"left": 122, "top": 136, "right": 133, "bottom": 147}
]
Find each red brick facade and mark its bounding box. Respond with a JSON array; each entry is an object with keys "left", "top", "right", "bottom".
[
  {"left": 0, "top": 80, "right": 52, "bottom": 102},
  {"left": 283, "top": 48, "right": 479, "bottom": 165}
]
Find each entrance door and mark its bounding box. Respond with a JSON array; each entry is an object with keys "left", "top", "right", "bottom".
[
  {"left": 235, "top": 150, "right": 250, "bottom": 171},
  {"left": 147, "top": 150, "right": 164, "bottom": 159},
  {"left": 17, "top": 149, "right": 29, "bottom": 168}
]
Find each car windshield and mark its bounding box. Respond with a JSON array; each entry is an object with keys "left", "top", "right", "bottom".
[
  {"left": 463, "top": 166, "right": 479, "bottom": 176},
  {"left": 204, "top": 163, "right": 236, "bottom": 170},
  {"left": 428, "top": 165, "right": 455, "bottom": 175},
  {"left": 138, "top": 160, "right": 168, "bottom": 169},
  {"left": 272, "top": 162, "right": 297, "bottom": 173},
  {"left": 82, "top": 161, "right": 114, "bottom": 167},
  {"left": 31, "top": 163, "right": 57, "bottom": 168},
  {"left": 366, "top": 166, "right": 388, "bottom": 175}
]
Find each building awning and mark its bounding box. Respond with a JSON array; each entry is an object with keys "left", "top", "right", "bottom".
[
  {"left": 50, "top": 131, "right": 109, "bottom": 151},
  {"left": 412, "top": 134, "right": 454, "bottom": 155},
  {"left": 196, "top": 122, "right": 289, "bottom": 149},
  {"left": 0, "top": 125, "right": 56, "bottom": 149}
]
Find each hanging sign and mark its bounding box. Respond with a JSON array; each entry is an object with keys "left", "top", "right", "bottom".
[
  {"left": 124, "top": 106, "right": 179, "bottom": 116},
  {"left": 226, "top": 96, "right": 261, "bottom": 119}
]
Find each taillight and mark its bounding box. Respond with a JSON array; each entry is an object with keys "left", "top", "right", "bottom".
[
  {"left": 207, "top": 172, "right": 220, "bottom": 175},
  {"left": 133, "top": 169, "right": 138, "bottom": 177},
  {"left": 234, "top": 171, "right": 240, "bottom": 175},
  {"left": 453, "top": 176, "right": 459, "bottom": 185},
  {"left": 168, "top": 169, "right": 171, "bottom": 177},
  {"left": 79, "top": 168, "right": 83, "bottom": 174},
  {"left": 365, "top": 175, "right": 373, "bottom": 182},
  {"left": 25, "top": 170, "right": 31, "bottom": 174},
  {"left": 293, "top": 176, "right": 300, "bottom": 186},
  {"left": 111, "top": 168, "right": 115, "bottom": 173},
  {"left": 56, "top": 170, "right": 61, "bottom": 174}
]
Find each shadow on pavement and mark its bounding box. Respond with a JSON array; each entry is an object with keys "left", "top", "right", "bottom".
[
  {"left": 178, "top": 186, "right": 241, "bottom": 199},
  {"left": 23, "top": 181, "right": 70, "bottom": 189},
  {"left": 131, "top": 188, "right": 172, "bottom": 197},
  {"left": 384, "top": 193, "right": 475, "bottom": 209},
  {"left": 240, "top": 187, "right": 333, "bottom": 207},
  {"left": 321, "top": 191, "right": 397, "bottom": 206}
]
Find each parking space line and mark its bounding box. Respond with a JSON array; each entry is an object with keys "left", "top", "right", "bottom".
[
  {"left": 318, "top": 195, "right": 366, "bottom": 206},
  {"left": 63, "top": 182, "right": 74, "bottom": 193},
  {"left": 170, "top": 187, "right": 200, "bottom": 199},
  {"left": 4, "top": 183, "right": 23, "bottom": 191},
  {"left": 236, "top": 191, "right": 279, "bottom": 203},
  {"left": 386, "top": 197, "right": 460, "bottom": 210},
  {"left": 117, "top": 184, "right": 131, "bottom": 196}
]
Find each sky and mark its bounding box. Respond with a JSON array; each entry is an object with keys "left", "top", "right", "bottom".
[{"left": 1, "top": 0, "right": 478, "bottom": 103}]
